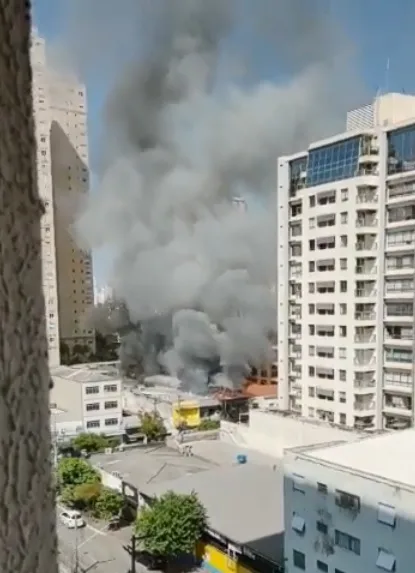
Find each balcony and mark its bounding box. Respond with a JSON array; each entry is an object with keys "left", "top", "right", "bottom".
[
  {"left": 356, "top": 217, "right": 378, "bottom": 228},
  {"left": 383, "top": 398, "right": 412, "bottom": 417},
  {"left": 385, "top": 259, "right": 415, "bottom": 275},
  {"left": 355, "top": 288, "right": 377, "bottom": 298},
  {"left": 388, "top": 181, "right": 415, "bottom": 203},
  {"left": 357, "top": 191, "right": 378, "bottom": 204},
  {"left": 355, "top": 241, "right": 377, "bottom": 252},
  {"left": 354, "top": 333, "right": 376, "bottom": 344},
  {"left": 354, "top": 355, "right": 375, "bottom": 372},
  {"left": 289, "top": 331, "right": 302, "bottom": 341},
  {"left": 355, "top": 265, "right": 377, "bottom": 276},
  {"left": 354, "top": 400, "right": 375, "bottom": 412},
  {"left": 384, "top": 305, "right": 413, "bottom": 322},
  {"left": 383, "top": 378, "right": 413, "bottom": 394},
  {"left": 387, "top": 206, "right": 415, "bottom": 226},
  {"left": 384, "top": 328, "right": 413, "bottom": 346},
  {"left": 385, "top": 351, "right": 413, "bottom": 368},
  {"left": 354, "top": 378, "right": 376, "bottom": 392},
  {"left": 355, "top": 311, "right": 376, "bottom": 321}
]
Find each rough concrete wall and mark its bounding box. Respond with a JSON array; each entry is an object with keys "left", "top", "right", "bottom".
[{"left": 0, "top": 2, "right": 58, "bottom": 571}]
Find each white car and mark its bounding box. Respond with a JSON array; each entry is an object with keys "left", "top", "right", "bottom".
[{"left": 60, "top": 509, "right": 85, "bottom": 529}]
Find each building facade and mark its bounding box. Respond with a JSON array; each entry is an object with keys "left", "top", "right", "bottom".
[
  {"left": 51, "top": 364, "right": 123, "bottom": 437},
  {"left": 30, "top": 32, "right": 61, "bottom": 366},
  {"left": 49, "top": 72, "right": 95, "bottom": 353},
  {"left": 277, "top": 93, "right": 415, "bottom": 431},
  {"left": 30, "top": 30, "right": 95, "bottom": 363},
  {"left": 284, "top": 430, "right": 415, "bottom": 573}
]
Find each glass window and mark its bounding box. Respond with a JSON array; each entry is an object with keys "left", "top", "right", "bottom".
[
  {"left": 306, "top": 137, "right": 361, "bottom": 187},
  {"left": 86, "top": 420, "right": 100, "bottom": 429},
  {"left": 388, "top": 124, "right": 415, "bottom": 174},
  {"left": 293, "top": 550, "right": 306, "bottom": 570},
  {"left": 289, "top": 156, "right": 308, "bottom": 192},
  {"left": 85, "top": 403, "right": 100, "bottom": 411},
  {"left": 85, "top": 386, "right": 99, "bottom": 394}
]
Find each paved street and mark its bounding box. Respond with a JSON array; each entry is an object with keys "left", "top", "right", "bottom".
[{"left": 58, "top": 518, "right": 134, "bottom": 573}]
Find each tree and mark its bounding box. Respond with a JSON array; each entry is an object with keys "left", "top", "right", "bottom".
[
  {"left": 71, "top": 432, "right": 112, "bottom": 453},
  {"left": 136, "top": 491, "right": 207, "bottom": 560},
  {"left": 62, "top": 482, "right": 102, "bottom": 510},
  {"left": 139, "top": 411, "right": 167, "bottom": 442},
  {"left": 94, "top": 488, "right": 124, "bottom": 519},
  {"left": 0, "top": 2, "right": 58, "bottom": 572},
  {"left": 57, "top": 458, "right": 101, "bottom": 488}
]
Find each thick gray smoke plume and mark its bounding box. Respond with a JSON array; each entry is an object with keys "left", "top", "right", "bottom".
[{"left": 66, "top": 0, "right": 365, "bottom": 392}]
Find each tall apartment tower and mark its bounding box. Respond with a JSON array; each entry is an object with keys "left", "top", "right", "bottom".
[
  {"left": 278, "top": 93, "right": 415, "bottom": 432},
  {"left": 30, "top": 33, "right": 60, "bottom": 366},
  {"left": 30, "top": 30, "right": 95, "bottom": 362},
  {"left": 49, "top": 73, "right": 95, "bottom": 353}
]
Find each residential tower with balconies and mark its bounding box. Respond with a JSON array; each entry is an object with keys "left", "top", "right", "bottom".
[{"left": 277, "top": 93, "right": 415, "bottom": 431}]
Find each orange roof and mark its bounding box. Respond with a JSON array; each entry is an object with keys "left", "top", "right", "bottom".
[{"left": 243, "top": 382, "right": 278, "bottom": 398}]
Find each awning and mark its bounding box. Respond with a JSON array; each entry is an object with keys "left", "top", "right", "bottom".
[
  {"left": 377, "top": 503, "right": 396, "bottom": 527},
  {"left": 291, "top": 514, "right": 305, "bottom": 533},
  {"left": 376, "top": 550, "right": 396, "bottom": 571}
]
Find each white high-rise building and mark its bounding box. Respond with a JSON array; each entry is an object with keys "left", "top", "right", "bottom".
[
  {"left": 277, "top": 93, "right": 415, "bottom": 431},
  {"left": 30, "top": 31, "right": 95, "bottom": 365}
]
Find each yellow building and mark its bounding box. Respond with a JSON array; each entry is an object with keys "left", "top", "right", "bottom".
[
  {"left": 139, "top": 463, "right": 285, "bottom": 573},
  {"left": 172, "top": 400, "right": 201, "bottom": 429}
]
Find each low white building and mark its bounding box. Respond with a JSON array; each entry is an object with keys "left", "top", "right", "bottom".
[
  {"left": 50, "top": 363, "right": 123, "bottom": 439},
  {"left": 284, "top": 429, "right": 415, "bottom": 573}
]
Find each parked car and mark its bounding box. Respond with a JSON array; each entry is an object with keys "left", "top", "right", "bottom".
[{"left": 60, "top": 509, "right": 85, "bottom": 529}]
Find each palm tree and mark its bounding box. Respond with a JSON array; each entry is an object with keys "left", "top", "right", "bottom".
[{"left": 0, "top": 2, "right": 58, "bottom": 571}]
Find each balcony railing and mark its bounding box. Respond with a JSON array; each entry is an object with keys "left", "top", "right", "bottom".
[
  {"left": 354, "top": 401, "right": 375, "bottom": 411},
  {"left": 385, "top": 354, "right": 413, "bottom": 364},
  {"left": 383, "top": 379, "right": 412, "bottom": 390},
  {"left": 354, "top": 335, "right": 376, "bottom": 343},
  {"left": 357, "top": 194, "right": 378, "bottom": 203},
  {"left": 356, "top": 242, "right": 377, "bottom": 251},
  {"left": 356, "top": 218, "right": 378, "bottom": 227},
  {"left": 354, "top": 379, "right": 376, "bottom": 389},
  {"left": 384, "top": 332, "right": 413, "bottom": 341},
  {"left": 355, "top": 312, "right": 376, "bottom": 320},
  {"left": 385, "top": 283, "right": 414, "bottom": 293},
  {"left": 355, "top": 289, "right": 377, "bottom": 298},
  {"left": 386, "top": 263, "right": 415, "bottom": 272},
  {"left": 354, "top": 358, "right": 375, "bottom": 366},
  {"left": 384, "top": 402, "right": 412, "bottom": 412},
  {"left": 385, "top": 308, "right": 413, "bottom": 318},
  {"left": 355, "top": 266, "right": 377, "bottom": 275}
]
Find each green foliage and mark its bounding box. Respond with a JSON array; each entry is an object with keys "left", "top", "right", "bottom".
[
  {"left": 93, "top": 488, "right": 124, "bottom": 519},
  {"left": 198, "top": 418, "right": 220, "bottom": 431},
  {"left": 139, "top": 411, "right": 167, "bottom": 441},
  {"left": 57, "top": 457, "right": 101, "bottom": 488},
  {"left": 70, "top": 432, "right": 119, "bottom": 453},
  {"left": 136, "top": 491, "right": 207, "bottom": 558},
  {"left": 73, "top": 482, "right": 102, "bottom": 509}
]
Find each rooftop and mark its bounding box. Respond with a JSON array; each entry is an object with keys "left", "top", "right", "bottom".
[
  {"left": 91, "top": 446, "right": 216, "bottom": 491},
  {"left": 51, "top": 362, "right": 120, "bottom": 384},
  {"left": 304, "top": 429, "right": 415, "bottom": 488},
  {"left": 50, "top": 376, "right": 83, "bottom": 422},
  {"left": 139, "top": 463, "right": 284, "bottom": 564}
]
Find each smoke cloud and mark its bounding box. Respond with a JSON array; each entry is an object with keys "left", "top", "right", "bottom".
[{"left": 61, "top": 0, "right": 365, "bottom": 392}]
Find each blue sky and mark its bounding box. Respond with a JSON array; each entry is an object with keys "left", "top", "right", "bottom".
[{"left": 32, "top": 0, "right": 415, "bottom": 284}]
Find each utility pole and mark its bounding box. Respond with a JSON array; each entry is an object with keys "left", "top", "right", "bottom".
[
  {"left": 74, "top": 521, "right": 79, "bottom": 573},
  {"left": 130, "top": 534, "right": 137, "bottom": 573}
]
